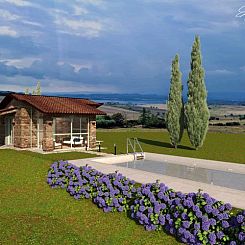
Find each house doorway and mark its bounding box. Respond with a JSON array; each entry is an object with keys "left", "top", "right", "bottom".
[{"left": 5, "top": 116, "right": 14, "bottom": 145}]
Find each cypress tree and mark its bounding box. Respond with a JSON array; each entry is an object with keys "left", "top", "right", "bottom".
[
  {"left": 166, "top": 54, "right": 184, "bottom": 148},
  {"left": 185, "top": 36, "right": 210, "bottom": 149},
  {"left": 36, "top": 81, "right": 41, "bottom": 95}
]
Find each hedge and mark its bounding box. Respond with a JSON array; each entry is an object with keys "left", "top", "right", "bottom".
[{"left": 47, "top": 161, "right": 245, "bottom": 245}]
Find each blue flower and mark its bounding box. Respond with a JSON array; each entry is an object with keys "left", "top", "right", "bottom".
[
  {"left": 238, "top": 232, "right": 245, "bottom": 242},
  {"left": 237, "top": 214, "right": 244, "bottom": 224},
  {"left": 202, "top": 221, "right": 210, "bottom": 231},
  {"left": 221, "top": 220, "right": 229, "bottom": 228},
  {"left": 182, "top": 221, "right": 190, "bottom": 229},
  {"left": 204, "top": 204, "right": 213, "bottom": 214},
  {"left": 139, "top": 206, "right": 145, "bottom": 212},
  {"left": 210, "top": 218, "right": 216, "bottom": 226},
  {"left": 208, "top": 232, "right": 216, "bottom": 245},
  {"left": 216, "top": 231, "right": 224, "bottom": 239}
]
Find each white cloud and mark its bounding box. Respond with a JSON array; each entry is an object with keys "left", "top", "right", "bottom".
[
  {"left": 207, "top": 69, "right": 235, "bottom": 75},
  {"left": 0, "top": 9, "right": 20, "bottom": 21},
  {"left": 21, "top": 20, "right": 43, "bottom": 28},
  {"left": 0, "top": 75, "right": 118, "bottom": 93},
  {"left": 55, "top": 17, "right": 103, "bottom": 37},
  {"left": 73, "top": 5, "right": 89, "bottom": 15},
  {"left": 71, "top": 63, "right": 92, "bottom": 72},
  {"left": 0, "top": 26, "right": 18, "bottom": 37},
  {"left": 74, "top": 0, "right": 104, "bottom": 7},
  {"left": 4, "top": 0, "right": 34, "bottom": 7},
  {"left": 0, "top": 58, "right": 41, "bottom": 68}
]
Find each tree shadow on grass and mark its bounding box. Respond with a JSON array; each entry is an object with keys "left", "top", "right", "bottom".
[{"left": 138, "top": 138, "right": 194, "bottom": 151}]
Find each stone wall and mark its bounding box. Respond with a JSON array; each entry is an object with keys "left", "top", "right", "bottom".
[
  {"left": 4, "top": 99, "right": 41, "bottom": 148},
  {"left": 42, "top": 115, "right": 54, "bottom": 151}
]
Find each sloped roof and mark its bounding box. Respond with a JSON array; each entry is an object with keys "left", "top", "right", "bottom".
[
  {"left": 0, "top": 105, "right": 17, "bottom": 116},
  {"left": 0, "top": 93, "right": 105, "bottom": 115}
]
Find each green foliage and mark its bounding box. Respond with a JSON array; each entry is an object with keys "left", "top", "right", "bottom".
[
  {"left": 139, "top": 108, "right": 151, "bottom": 126},
  {"left": 139, "top": 108, "right": 166, "bottom": 128},
  {"left": 36, "top": 81, "right": 41, "bottom": 95},
  {"left": 166, "top": 54, "right": 184, "bottom": 148},
  {"left": 239, "top": 115, "right": 245, "bottom": 120},
  {"left": 24, "top": 81, "right": 41, "bottom": 95},
  {"left": 24, "top": 88, "right": 29, "bottom": 95},
  {"left": 96, "top": 116, "right": 116, "bottom": 128},
  {"left": 111, "top": 113, "right": 125, "bottom": 126},
  {"left": 185, "top": 36, "right": 210, "bottom": 149}
]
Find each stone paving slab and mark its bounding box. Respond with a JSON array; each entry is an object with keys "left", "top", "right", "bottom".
[{"left": 70, "top": 154, "right": 245, "bottom": 209}]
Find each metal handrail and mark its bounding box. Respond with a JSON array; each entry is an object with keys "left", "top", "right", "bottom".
[
  {"left": 126, "top": 137, "right": 144, "bottom": 155},
  {"left": 134, "top": 138, "right": 143, "bottom": 153}
]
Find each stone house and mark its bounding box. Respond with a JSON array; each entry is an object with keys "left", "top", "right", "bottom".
[{"left": 0, "top": 93, "right": 105, "bottom": 151}]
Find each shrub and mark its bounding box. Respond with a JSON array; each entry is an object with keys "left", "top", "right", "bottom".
[
  {"left": 227, "top": 210, "right": 245, "bottom": 244},
  {"left": 130, "top": 181, "right": 174, "bottom": 231},
  {"left": 225, "top": 122, "right": 240, "bottom": 126},
  {"left": 47, "top": 162, "right": 244, "bottom": 245},
  {"left": 47, "top": 160, "right": 78, "bottom": 189},
  {"left": 96, "top": 118, "right": 116, "bottom": 128},
  {"left": 93, "top": 171, "right": 137, "bottom": 212},
  {"left": 67, "top": 165, "right": 103, "bottom": 200},
  {"left": 111, "top": 113, "right": 125, "bottom": 127}
]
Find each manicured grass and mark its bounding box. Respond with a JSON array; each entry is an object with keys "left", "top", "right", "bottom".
[
  {"left": 97, "top": 129, "right": 245, "bottom": 163},
  {"left": 0, "top": 149, "right": 180, "bottom": 245}
]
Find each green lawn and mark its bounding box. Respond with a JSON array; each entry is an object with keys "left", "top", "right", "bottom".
[
  {"left": 97, "top": 129, "right": 245, "bottom": 164},
  {"left": 0, "top": 149, "right": 180, "bottom": 245}
]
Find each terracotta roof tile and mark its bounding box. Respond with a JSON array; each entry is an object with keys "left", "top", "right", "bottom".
[{"left": 1, "top": 94, "right": 105, "bottom": 115}]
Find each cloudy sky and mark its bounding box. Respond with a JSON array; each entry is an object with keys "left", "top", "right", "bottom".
[{"left": 0, "top": 0, "right": 244, "bottom": 95}]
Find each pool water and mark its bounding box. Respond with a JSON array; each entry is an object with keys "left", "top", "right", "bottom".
[{"left": 115, "top": 160, "right": 245, "bottom": 191}]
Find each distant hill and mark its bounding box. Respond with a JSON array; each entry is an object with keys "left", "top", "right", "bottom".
[
  {"left": 0, "top": 91, "right": 14, "bottom": 96},
  {"left": 0, "top": 91, "right": 244, "bottom": 105}
]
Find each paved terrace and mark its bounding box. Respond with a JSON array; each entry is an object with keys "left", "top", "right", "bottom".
[{"left": 70, "top": 152, "right": 245, "bottom": 209}]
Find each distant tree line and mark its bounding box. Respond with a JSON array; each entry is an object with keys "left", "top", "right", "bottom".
[{"left": 96, "top": 110, "right": 166, "bottom": 129}]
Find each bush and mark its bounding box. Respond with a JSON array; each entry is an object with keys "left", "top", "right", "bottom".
[
  {"left": 93, "top": 171, "right": 137, "bottom": 212},
  {"left": 126, "top": 120, "right": 139, "bottom": 127},
  {"left": 96, "top": 118, "right": 116, "bottom": 128},
  {"left": 212, "top": 123, "right": 225, "bottom": 126},
  {"left": 130, "top": 182, "right": 174, "bottom": 231},
  {"left": 111, "top": 113, "right": 125, "bottom": 127},
  {"left": 225, "top": 122, "right": 240, "bottom": 126},
  {"left": 47, "top": 162, "right": 245, "bottom": 245},
  {"left": 228, "top": 210, "right": 245, "bottom": 244}
]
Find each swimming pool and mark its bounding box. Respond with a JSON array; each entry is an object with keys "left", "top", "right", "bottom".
[{"left": 115, "top": 159, "right": 245, "bottom": 191}]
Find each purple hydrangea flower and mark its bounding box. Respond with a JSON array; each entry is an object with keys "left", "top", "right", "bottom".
[
  {"left": 221, "top": 220, "right": 229, "bottom": 228},
  {"left": 237, "top": 214, "right": 244, "bottom": 224}
]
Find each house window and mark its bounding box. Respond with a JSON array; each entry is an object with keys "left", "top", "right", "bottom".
[{"left": 52, "top": 116, "right": 89, "bottom": 148}]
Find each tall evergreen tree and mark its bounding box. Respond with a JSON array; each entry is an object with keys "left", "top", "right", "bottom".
[
  {"left": 185, "top": 36, "right": 210, "bottom": 149},
  {"left": 36, "top": 81, "right": 41, "bottom": 95},
  {"left": 24, "top": 88, "right": 29, "bottom": 95},
  {"left": 166, "top": 54, "right": 184, "bottom": 148}
]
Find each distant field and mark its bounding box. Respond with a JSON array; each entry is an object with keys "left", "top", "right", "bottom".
[
  {"left": 97, "top": 129, "right": 245, "bottom": 164},
  {"left": 100, "top": 105, "right": 140, "bottom": 120},
  {"left": 209, "top": 105, "right": 245, "bottom": 116},
  {"left": 101, "top": 103, "right": 245, "bottom": 117}
]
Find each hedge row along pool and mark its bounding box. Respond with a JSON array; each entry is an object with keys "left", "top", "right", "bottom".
[{"left": 47, "top": 160, "right": 245, "bottom": 245}]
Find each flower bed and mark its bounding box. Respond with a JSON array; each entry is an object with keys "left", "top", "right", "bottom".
[{"left": 47, "top": 161, "right": 245, "bottom": 245}]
